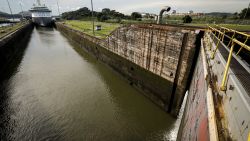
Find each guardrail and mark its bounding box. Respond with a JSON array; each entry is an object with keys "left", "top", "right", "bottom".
[{"left": 206, "top": 25, "right": 250, "bottom": 91}]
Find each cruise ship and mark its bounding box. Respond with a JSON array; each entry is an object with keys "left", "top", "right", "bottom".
[{"left": 29, "top": 0, "right": 53, "bottom": 26}]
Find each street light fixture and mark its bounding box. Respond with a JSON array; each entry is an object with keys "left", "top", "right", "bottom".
[
  {"left": 19, "top": 3, "right": 24, "bottom": 20},
  {"left": 91, "top": 0, "right": 95, "bottom": 35},
  {"left": 57, "top": 0, "right": 61, "bottom": 16},
  {"left": 6, "top": 0, "right": 14, "bottom": 22},
  {"left": 244, "top": 2, "right": 250, "bottom": 19}
]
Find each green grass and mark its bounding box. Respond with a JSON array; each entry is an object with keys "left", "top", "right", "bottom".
[
  {"left": 64, "top": 20, "right": 121, "bottom": 38},
  {"left": 0, "top": 22, "right": 26, "bottom": 39},
  {"left": 63, "top": 20, "right": 249, "bottom": 38},
  {"left": 185, "top": 23, "right": 250, "bottom": 31}
]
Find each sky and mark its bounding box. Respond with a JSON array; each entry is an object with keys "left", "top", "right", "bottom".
[{"left": 0, "top": 0, "right": 249, "bottom": 15}]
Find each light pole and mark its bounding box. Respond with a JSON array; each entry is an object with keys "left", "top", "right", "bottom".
[
  {"left": 244, "top": 2, "right": 250, "bottom": 19},
  {"left": 91, "top": 0, "right": 95, "bottom": 35},
  {"left": 19, "top": 3, "right": 24, "bottom": 20},
  {"left": 57, "top": 0, "right": 61, "bottom": 16},
  {"left": 6, "top": 0, "right": 14, "bottom": 22}
]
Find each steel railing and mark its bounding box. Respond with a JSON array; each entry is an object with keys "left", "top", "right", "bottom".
[{"left": 206, "top": 25, "right": 250, "bottom": 91}]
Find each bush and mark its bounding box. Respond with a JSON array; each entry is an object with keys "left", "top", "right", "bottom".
[
  {"left": 183, "top": 15, "right": 192, "bottom": 23},
  {"left": 239, "top": 8, "right": 250, "bottom": 19},
  {"left": 100, "top": 15, "right": 109, "bottom": 22},
  {"left": 131, "top": 12, "right": 142, "bottom": 20}
]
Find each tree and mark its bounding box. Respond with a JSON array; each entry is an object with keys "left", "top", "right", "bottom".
[
  {"left": 100, "top": 15, "right": 109, "bottom": 22},
  {"left": 62, "top": 7, "right": 92, "bottom": 20},
  {"left": 131, "top": 12, "right": 142, "bottom": 20},
  {"left": 97, "top": 12, "right": 103, "bottom": 21},
  {"left": 102, "top": 8, "right": 110, "bottom": 14},
  {"left": 222, "top": 15, "right": 227, "bottom": 19},
  {"left": 62, "top": 7, "right": 126, "bottom": 21},
  {"left": 183, "top": 15, "right": 192, "bottom": 23},
  {"left": 232, "top": 12, "right": 239, "bottom": 19},
  {"left": 239, "top": 8, "right": 250, "bottom": 19}
]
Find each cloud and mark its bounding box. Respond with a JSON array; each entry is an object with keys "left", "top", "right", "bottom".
[
  {"left": 118, "top": 0, "right": 249, "bottom": 14},
  {"left": 0, "top": 0, "right": 249, "bottom": 15}
]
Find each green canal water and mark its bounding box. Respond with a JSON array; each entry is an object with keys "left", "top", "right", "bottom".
[{"left": 0, "top": 27, "right": 181, "bottom": 141}]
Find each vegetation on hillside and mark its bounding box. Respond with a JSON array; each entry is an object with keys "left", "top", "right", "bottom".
[
  {"left": 238, "top": 8, "right": 250, "bottom": 19},
  {"left": 0, "top": 11, "right": 21, "bottom": 19},
  {"left": 62, "top": 7, "right": 129, "bottom": 22},
  {"left": 62, "top": 7, "right": 145, "bottom": 23},
  {"left": 131, "top": 12, "right": 142, "bottom": 20},
  {"left": 61, "top": 7, "right": 250, "bottom": 32}
]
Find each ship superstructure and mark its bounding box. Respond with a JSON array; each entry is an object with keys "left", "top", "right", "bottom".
[{"left": 29, "top": 0, "right": 53, "bottom": 26}]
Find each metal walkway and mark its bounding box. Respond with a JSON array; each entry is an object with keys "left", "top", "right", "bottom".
[
  {"left": 207, "top": 26, "right": 250, "bottom": 93},
  {"left": 212, "top": 35, "right": 250, "bottom": 96}
]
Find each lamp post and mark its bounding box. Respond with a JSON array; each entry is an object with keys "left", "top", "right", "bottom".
[
  {"left": 57, "top": 0, "right": 61, "bottom": 16},
  {"left": 91, "top": 0, "right": 95, "bottom": 35},
  {"left": 6, "top": 0, "right": 14, "bottom": 22},
  {"left": 19, "top": 3, "right": 24, "bottom": 20},
  {"left": 244, "top": 2, "right": 250, "bottom": 19}
]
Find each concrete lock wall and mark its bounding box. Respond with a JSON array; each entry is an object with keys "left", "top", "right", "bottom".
[
  {"left": 56, "top": 23, "right": 202, "bottom": 116},
  {"left": 177, "top": 40, "right": 218, "bottom": 141},
  {"left": 0, "top": 23, "right": 33, "bottom": 81}
]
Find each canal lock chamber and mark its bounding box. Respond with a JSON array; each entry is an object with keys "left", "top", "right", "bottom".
[
  {"left": 0, "top": 24, "right": 186, "bottom": 140},
  {"left": 0, "top": 23, "right": 205, "bottom": 140}
]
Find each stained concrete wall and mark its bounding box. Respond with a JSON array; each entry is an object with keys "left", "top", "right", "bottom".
[
  {"left": 177, "top": 40, "right": 218, "bottom": 141},
  {"left": 56, "top": 23, "right": 202, "bottom": 116},
  {"left": 0, "top": 23, "right": 33, "bottom": 81}
]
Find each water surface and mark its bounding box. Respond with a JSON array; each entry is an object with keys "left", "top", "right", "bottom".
[{"left": 0, "top": 27, "right": 179, "bottom": 141}]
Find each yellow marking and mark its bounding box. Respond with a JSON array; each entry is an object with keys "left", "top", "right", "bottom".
[{"left": 248, "top": 132, "right": 250, "bottom": 141}]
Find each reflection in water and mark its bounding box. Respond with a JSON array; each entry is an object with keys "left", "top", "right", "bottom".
[
  {"left": 0, "top": 27, "right": 180, "bottom": 140},
  {"left": 0, "top": 26, "right": 32, "bottom": 141}
]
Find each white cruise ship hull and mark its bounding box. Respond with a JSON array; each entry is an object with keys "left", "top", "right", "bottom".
[{"left": 32, "top": 17, "right": 53, "bottom": 27}]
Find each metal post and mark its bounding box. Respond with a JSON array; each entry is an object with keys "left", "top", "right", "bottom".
[
  {"left": 37, "top": 0, "right": 41, "bottom": 6},
  {"left": 211, "top": 31, "right": 222, "bottom": 59},
  {"left": 207, "top": 30, "right": 213, "bottom": 51},
  {"left": 221, "top": 29, "right": 226, "bottom": 42},
  {"left": 236, "top": 37, "right": 248, "bottom": 55},
  {"left": 227, "top": 32, "right": 235, "bottom": 47},
  {"left": 57, "top": 0, "right": 61, "bottom": 16},
  {"left": 220, "top": 43, "right": 235, "bottom": 91},
  {"left": 91, "top": 0, "right": 95, "bottom": 35},
  {"left": 20, "top": 3, "right": 24, "bottom": 20},
  {"left": 244, "top": 2, "right": 250, "bottom": 19},
  {"left": 6, "top": 0, "right": 14, "bottom": 22}
]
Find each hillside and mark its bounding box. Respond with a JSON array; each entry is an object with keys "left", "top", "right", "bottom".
[{"left": 0, "top": 11, "right": 21, "bottom": 18}]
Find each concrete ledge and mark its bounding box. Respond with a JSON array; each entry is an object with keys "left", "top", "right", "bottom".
[{"left": 0, "top": 22, "right": 33, "bottom": 81}]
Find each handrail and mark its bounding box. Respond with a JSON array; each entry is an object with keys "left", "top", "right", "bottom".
[
  {"left": 206, "top": 25, "right": 249, "bottom": 91},
  {"left": 215, "top": 25, "right": 250, "bottom": 38}
]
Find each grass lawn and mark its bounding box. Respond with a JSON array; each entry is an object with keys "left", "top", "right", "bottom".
[
  {"left": 64, "top": 20, "right": 121, "bottom": 38},
  {"left": 185, "top": 23, "right": 250, "bottom": 31},
  {"left": 0, "top": 22, "right": 27, "bottom": 39},
  {"left": 63, "top": 20, "right": 249, "bottom": 38}
]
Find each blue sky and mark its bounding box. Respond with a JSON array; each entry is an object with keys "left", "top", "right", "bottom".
[{"left": 0, "top": 0, "right": 249, "bottom": 15}]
